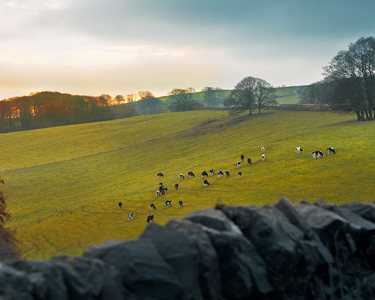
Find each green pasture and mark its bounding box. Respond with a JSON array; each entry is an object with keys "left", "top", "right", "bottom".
[{"left": 1, "top": 110, "right": 374, "bottom": 260}]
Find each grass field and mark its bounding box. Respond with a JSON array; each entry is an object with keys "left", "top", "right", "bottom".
[{"left": 1, "top": 110, "right": 375, "bottom": 260}]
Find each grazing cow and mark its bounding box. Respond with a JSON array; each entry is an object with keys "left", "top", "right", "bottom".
[
  {"left": 175, "top": 183, "right": 179, "bottom": 190},
  {"left": 209, "top": 169, "right": 215, "bottom": 176},
  {"left": 179, "top": 200, "right": 183, "bottom": 208},
  {"left": 165, "top": 200, "right": 172, "bottom": 207},
  {"left": 247, "top": 158, "right": 252, "bottom": 165},
  {"left": 327, "top": 147, "right": 336, "bottom": 155},
  {"left": 261, "top": 146, "right": 265, "bottom": 153},
  {"left": 295, "top": 146, "right": 304, "bottom": 153},
  {"left": 238, "top": 172, "right": 242, "bottom": 178},
  {"left": 202, "top": 171, "right": 208, "bottom": 177},
  {"left": 236, "top": 161, "right": 241, "bottom": 168},
  {"left": 147, "top": 215, "right": 154, "bottom": 223},
  {"left": 128, "top": 212, "right": 133, "bottom": 221},
  {"left": 312, "top": 151, "right": 324, "bottom": 159},
  {"left": 179, "top": 174, "right": 185, "bottom": 180},
  {"left": 261, "top": 154, "right": 266, "bottom": 162},
  {"left": 156, "top": 190, "right": 161, "bottom": 197},
  {"left": 157, "top": 172, "right": 164, "bottom": 178},
  {"left": 159, "top": 182, "right": 164, "bottom": 187},
  {"left": 217, "top": 170, "right": 224, "bottom": 178},
  {"left": 188, "top": 171, "right": 195, "bottom": 178},
  {"left": 203, "top": 179, "right": 210, "bottom": 187},
  {"left": 161, "top": 187, "right": 168, "bottom": 195},
  {"left": 240, "top": 154, "right": 245, "bottom": 162},
  {"left": 225, "top": 170, "right": 230, "bottom": 177},
  {"left": 150, "top": 203, "right": 156, "bottom": 211},
  {"left": 0, "top": 179, "right": 4, "bottom": 184},
  {"left": 118, "top": 202, "right": 122, "bottom": 209}
]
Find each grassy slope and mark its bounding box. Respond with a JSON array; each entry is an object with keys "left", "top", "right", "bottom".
[
  {"left": 1, "top": 110, "right": 374, "bottom": 260},
  {"left": 158, "top": 86, "right": 304, "bottom": 105}
]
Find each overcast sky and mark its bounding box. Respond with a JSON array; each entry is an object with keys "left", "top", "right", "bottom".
[{"left": 0, "top": 0, "right": 374, "bottom": 99}]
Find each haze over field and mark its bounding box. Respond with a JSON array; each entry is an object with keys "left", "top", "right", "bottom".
[{"left": 1, "top": 0, "right": 375, "bottom": 99}]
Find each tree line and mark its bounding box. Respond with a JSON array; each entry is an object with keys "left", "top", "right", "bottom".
[{"left": 0, "top": 92, "right": 138, "bottom": 133}]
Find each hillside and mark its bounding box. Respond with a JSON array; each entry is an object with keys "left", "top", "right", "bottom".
[
  {"left": 1, "top": 110, "right": 374, "bottom": 259},
  {"left": 158, "top": 85, "right": 305, "bottom": 106}
]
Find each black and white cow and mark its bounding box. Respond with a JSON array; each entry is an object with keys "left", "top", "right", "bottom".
[
  {"left": 327, "top": 147, "right": 336, "bottom": 155},
  {"left": 236, "top": 161, "right": 241, "bottom": 168},
  {"left": 179, "top": 173, "right": 185, "bottom": 180},
  {"left": 128, "top": 212, "right": 133, "bottom": 221},
  {"left": 179, "top": 200, "right": 183, "bottom": 208},
  {"left": 261, "top": 154, "right": 266, "bottom": 162},
  {"left": 261, "top": 146, "right": 265, "bottom": 153},
  {"left": 157, "top": 172, "right": 164, "bottom": 178},
  {"left": 202, "top": 171, "right": 209, "bottom": 177},
  {"left": 118, "top": 202, "right": 122, "bottom": 209},
  {"left": 247, "top": 158, "right": 252, "bottom": 165},
  {"left": 312, "top": 151, "right": 324, "bottom": 159},
  {"left": 188, "top": 171, "right": 195, "bottom": 178},
  {"left": 156, "top": 190, "right": 161, "bottom": 197},
  {"left": 175, "top": 183, "right": 179, "bottom": 190},
  {"left": 295, "top": 146, "right": 304, "bottom": 153},
  {"left": 150, "top": 203, "right": 156, "bottom": 211},
  {"left": 165, "top": 200, "right": 172, "bottom": 207},
  {"left": 203, "top": 179, "right": 210, "bottom": 187},
  {"left": 209, "top": 169, "right": 215, "bottom": 176},
  {"left": 147, "top": 215, "right": 154, "bottom": 223},
  {"left": 161, "top": 187, "right": 168, "bottom": 195},
  {"left": 240, "top": 154, "right": 245, "bottom": 162},
  {"left": 225, "top": 170, "right": 230, "bottom": 177},
  {"left": 217, "top": 170, "right": 224, "bottom": 178},
  {"left": 238, "top": 172, "right": 242, "bottom": 179}
]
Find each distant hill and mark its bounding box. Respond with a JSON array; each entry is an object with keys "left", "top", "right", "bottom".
[{"left": 158, "top": 86, "right": 306, "bottom": 106}]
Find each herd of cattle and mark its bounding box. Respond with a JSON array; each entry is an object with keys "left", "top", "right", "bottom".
[{"left": 121, "top": 146, "right": 336, "bottom": 223}]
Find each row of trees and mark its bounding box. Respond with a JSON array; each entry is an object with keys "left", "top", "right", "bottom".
[{"left": 0, "top": 92, "right": 138, "bottom": 133}]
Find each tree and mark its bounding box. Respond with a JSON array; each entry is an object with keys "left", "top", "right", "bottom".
[
  {"left": 126, "top": 94, "right": 137, "bottom": 103},
  {"left": 202, "top": 87, "right": 222, "bottom": 106},
  {"left": 0, "top": 188, "right": 20, "bottom": 260},
  {"left": 253, "top": 79, "right": 277, "bottom": 113},
  {"left": 225, "top": 76, "right": 275, "bottom": 115},
  {"left": 114, "top": 95, "right": 125, "bottom": 105},
  {"left": 323, "top": 37, "right": 375, "bottom": 121},
  {"left": 138, "top": 91, "right": 155, "bottom": 101}
]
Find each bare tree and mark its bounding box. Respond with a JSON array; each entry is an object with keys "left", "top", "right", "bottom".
[
  {"left": 114, "top": 95, "right": 125, "bottom": 105},
  {"left": 254, "top": 79, "right": 277, "bottom": 113},
  {"left": 126, "top": 93, "right": 137, "bottom": 103},
  {"left": 138, "top": 91, "right": 155, "bottom": 101}
]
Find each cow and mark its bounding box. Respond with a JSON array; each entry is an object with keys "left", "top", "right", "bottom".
[
  {"left": 161, "top": 187, "right": 168, "bottom": 195},
  {"left": 175, "top": 183, "right": 179, "bottom": 190},
  {"left": 165, "top": 200, "right": 172, "bottom": 207},
  {"left": 128, "top": 212, "right": 133, "bottom": 221},
  {"left": 217, "top": 170, "right": 224, "bottom": 178},
  {"left": 247, "top": 158, "right": 252, "bottom": 165},
  {"left": 209, "top": 169, "right": 215, "bottom": 176},
  {"left": 203, "top": 179, "right": 210, "bottom": 187},
  {"left": 147, "top": 215, "right": 154, "bottom": 223},
  {"left": 118, "top": 202, "right": 122, "bottom": 209},
  {"left": 188, "top": 171, "right": 195, "bottom": 178},
  {"left": 156, "top": 190, "right": 161, "bottom": 197},
  {"left": 157, "top": 172, "right": 164, "bottom": 178},
  {"left": 236, "top": 161, "right": 241, "bottom": 168},
  {"left": 240, "top": 154, "right": 245, "bottom": 162},
  {"left": 295, "top": 146, "right": 304, "bottom": 153},
  {"left": 159, "top": 182, "right": 164, "bottom": 187},
  {"left": 261, "top": 146, "right": 265, "bottom": 153},
  {"left": 179, "top": 174, "right": 185, "bottom": 180},
  {"left": 262, "top": 154, "right": 266, "bottom": 162},
  {"left": 312, "top": 151, "right": 324, "bottom": 159},
  {"left": 202, "top": 171, "right": 208, "bottom": 177},
  {"left": 150, "top": 203, "right": 156, "bottom": 211},
  {"left": 327, "top": 147, "right": 336, "bottom": 155},
  {"left": 225, "top": 170, "right": 230, "bottom": 177},
  {"left": 179, "top": 200, "right": 183, "bottom": 208},
  {"left": 238, "top": 172, "right": 242, "bottom": 179}
]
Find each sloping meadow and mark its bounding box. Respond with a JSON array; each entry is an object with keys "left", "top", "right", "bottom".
[{"left": 0, "top": 110, "right": 374, "bottom": 259}]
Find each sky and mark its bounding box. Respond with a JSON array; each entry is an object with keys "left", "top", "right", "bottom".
[{"left": 0, "top": 0, "right": 374, "bottom": 99}]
